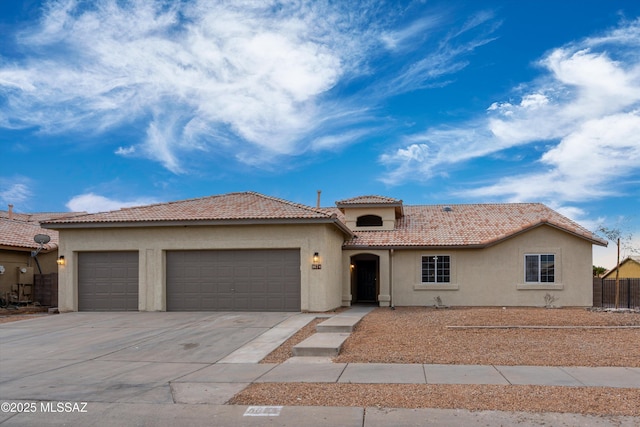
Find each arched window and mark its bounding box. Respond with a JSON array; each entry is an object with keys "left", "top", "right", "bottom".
[{"left": 356, "top": 215, "right": 383, "bottom": 227}]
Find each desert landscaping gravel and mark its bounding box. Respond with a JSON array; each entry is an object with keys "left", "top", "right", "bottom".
[
  {"left": 334, "top": 307, "right": 640, "bottom": 367},
  {"left": 229, "top": 383, "right": 640, "bottom": 416},
  {"left": 238, "top": 307, "right": 640, "bottom": 416}
]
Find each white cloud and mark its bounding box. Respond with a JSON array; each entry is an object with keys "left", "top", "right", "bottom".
[
  {"left": 381, "top": 18, "right": 640, "bottom": 207},
  {"left": 0, "top": 0, "right": 499, "bottom": 171},
  {"left": 66, "top": 193, "right": 158, "bottom": 213},
  {"left": 115, "top": 146, "right": 135, "bottom": 156},
  {"left": 0, "top": 178, "right": 32, "bottom": 206},
  {"left": 382, "top": 10, "right": 499, "bottom": 95}
]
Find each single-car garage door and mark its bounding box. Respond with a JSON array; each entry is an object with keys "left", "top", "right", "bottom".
[
  {"left": 166, "top": 249, "right": 300, "bottom": 311},
  {"left": 78, "top": 252, "right": 139, "bottom": 311}
]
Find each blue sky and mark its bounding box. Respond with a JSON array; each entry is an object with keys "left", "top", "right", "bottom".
[{"left": 1, "top": 0, "right": 639, "bottom": 268}]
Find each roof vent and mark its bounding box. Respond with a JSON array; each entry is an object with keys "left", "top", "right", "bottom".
[{"left": 442, "top": 206, "right": 453, "bottom": 212}]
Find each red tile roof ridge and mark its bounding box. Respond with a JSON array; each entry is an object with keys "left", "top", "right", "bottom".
[
  {"left": 243, "top": 191, "right": 334, "bottom": 217},
  {"left": 336, "top": 195, "right": 402, "bottom": 205},
  {"left": 42, "top": 191, "right": 335, "bottom": 224}
]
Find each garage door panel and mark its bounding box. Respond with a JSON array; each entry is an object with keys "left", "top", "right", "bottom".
[
  {"left": 78, "top": 252, "right": 138, "bottom": 311},
  {"left": 166, "top": 249, "right": 300, "bottom": 311}
]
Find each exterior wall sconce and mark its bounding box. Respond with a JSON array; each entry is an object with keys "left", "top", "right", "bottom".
[
  {"left": 312, "top": 252, "right": 321, "bottom": 270},
  {"left": 57, "top": 256, "right": 65, "bottom": 266}
]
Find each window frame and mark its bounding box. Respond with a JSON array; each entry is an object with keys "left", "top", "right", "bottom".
[
  {"left": 524, "top": 253, "right": 555, "bottom": 284},
  {"left": 356, "top": 214, "right": 383, "bottom": 227},
  {"left": 421, "top": 255, "right": 451, "bottom": 284}
]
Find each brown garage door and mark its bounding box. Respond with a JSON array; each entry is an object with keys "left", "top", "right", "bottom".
[
  {"left": 166, "top": 249, "right": 300, "bottom": 311},
  {"left": 78, "top": 252, "right": 139, "bottom": 311}
]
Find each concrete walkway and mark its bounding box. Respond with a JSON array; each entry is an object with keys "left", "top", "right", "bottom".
[
  {"left": 1, "top": 307, "right": 639, "bottom": 426},
  {"left": 210, "top": 360, "right": 640, "bottom": 388}
]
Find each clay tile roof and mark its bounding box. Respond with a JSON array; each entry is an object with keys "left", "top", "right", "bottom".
[
  {"left": 42, "top": 192, "right": 335, "bottom": 226},
  {"left": 0, "top": 218, "right": 59, "bottom": 251},
  {"left": 336, "top": 195, "right": 402, "bottom": 206},
  {"left": 343, "top": 203, "right": 607, "bottom": 248}
]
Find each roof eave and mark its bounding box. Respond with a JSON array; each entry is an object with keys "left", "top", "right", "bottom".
[
  {"left": 43, "top": 217, "right": 355, "bottom": 237},
  {"left": 0, "top": 244, "right": 57, "bottom": 252},
  {"left": 342, "top": 244, "right": 486, "bottom": 250},
  {"left": 481, "top": 222, "right": 609, "bottom": 248}
]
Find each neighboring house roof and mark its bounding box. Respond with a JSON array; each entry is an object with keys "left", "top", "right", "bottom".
[
  {"left": 0, "top": 209, "right": 86, "bottom": 251},
  {"left": 341, "top": 203, "right": 608, "bottom": 248},
  {"left": 0, "top": 211, "right": 82, "bottom": 223},
  {"left": 0, "top": 218, "right": 59, "bottom": 251},
  {"left": 602, "top": 256, "right": 640, "bottom": 279},
  {"left": 42, "top": 192, "right": 354, "bottom": 235}
]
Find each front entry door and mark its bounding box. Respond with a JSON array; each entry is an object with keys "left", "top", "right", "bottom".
[{"left": 356, "top": 260, "right": 377, "bottom": 302}]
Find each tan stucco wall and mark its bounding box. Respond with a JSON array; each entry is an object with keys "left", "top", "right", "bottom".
[
  {"left": 390, "top": 226, "right": 594, "bottom": 307},
  {"left": 56, "top": 223, "right": 345, "bottom": 312},
  {"left": 342, "top": 207, "right": 397, "bottom": 231},
  {"left": 0, "top": 249, "right": 58, "bottom": 300}
]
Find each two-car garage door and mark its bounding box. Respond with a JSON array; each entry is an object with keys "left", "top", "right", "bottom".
[
  {"left": 77, "top": 249, "right": 301, "bottom": 311},
  {"left": 166, "top": 249, "right": 301, "bottom": 311}
]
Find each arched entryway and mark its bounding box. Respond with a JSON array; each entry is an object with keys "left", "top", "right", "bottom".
[{"left": 350, "top": 254, "right": 380, "bottom": 303}]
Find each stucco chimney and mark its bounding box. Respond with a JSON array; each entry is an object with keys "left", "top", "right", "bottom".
[
  {"left": 8, "top": 204, "right": 13, "bottom": 220},
  {"left": 316, "top": 190, "right": 322, "bottom": 208}
]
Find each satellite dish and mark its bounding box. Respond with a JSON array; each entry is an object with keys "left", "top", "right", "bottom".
[{"left": 34, "top": 234, "right": 51, "bottom": 245}]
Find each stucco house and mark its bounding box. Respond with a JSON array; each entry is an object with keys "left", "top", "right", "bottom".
[
  {"left": 602, "top": 256, "right": 640, "bottom": 279},
  {"left": 0, "top": 207, "right": 74, "bottom": 305},
  {"left": 41, "top": 192, "right": 607, "bottom": 312}
]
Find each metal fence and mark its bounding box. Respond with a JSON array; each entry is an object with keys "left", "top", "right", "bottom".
[{"left": 593, "top": 277, "right": 640, "bottom": 309}]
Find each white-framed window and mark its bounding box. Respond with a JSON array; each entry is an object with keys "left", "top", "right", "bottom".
[
  {"left": 524, "top": 254, "right": 555, "bottom": 283},
  {"left": 421, "top": 255, "right": 450, "bottom": 283}
]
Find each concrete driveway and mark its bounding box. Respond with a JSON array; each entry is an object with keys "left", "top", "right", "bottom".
[
  {"left": 0, "top": 311, "right": 311, "bottom": 406},
  {"left": 2, "top": 312, "right": 639, "bottom": 427}
]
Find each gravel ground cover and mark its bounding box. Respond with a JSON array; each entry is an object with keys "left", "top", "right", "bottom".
[
  {"left": 334, "top": 307, "right": 640, "bottom": 367},
  {"left": 229, "top": 383, "right": 640, "bottom": 416},
  {"left": 235, "top": 307, "right": 640, "bottom": 415}
]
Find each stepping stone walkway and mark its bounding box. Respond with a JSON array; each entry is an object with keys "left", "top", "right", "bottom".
[{"left": 292, "top": 306, "right": 374, "bottom": 357}]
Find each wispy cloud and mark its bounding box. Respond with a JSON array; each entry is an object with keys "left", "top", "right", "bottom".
[
  {"left": 0, "top": 0, "right": 499, "bottom": 172},
  {"left": 66, "top": 193, "right": 159, "bottom": 213},
  {"left": 0, "top": 177, "right": 33, "bottom": 207},
  {"left": 380, "top": 18, "right": 640, "bottom": 213}
]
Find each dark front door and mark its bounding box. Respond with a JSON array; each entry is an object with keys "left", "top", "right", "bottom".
[{"left": 356, "top": 260, "right": 377, "bottom": 302}]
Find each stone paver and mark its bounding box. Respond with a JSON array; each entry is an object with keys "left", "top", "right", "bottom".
[
  {"left": 561, "top": 367, "right": 640, "bottom": 388},
  {"left": 316, "top": 316, "right": 361, "bottom": 332},
  {"left": 255, "top": 362, "right": 347, "bottom": 383},
  {"left": 171, "top": 382, "right": 249, "bottom": 405},
  {"left": 424, "top": 364, "right": 509, "bottom": 385},
  {"left": 339, "top": 363, "right": 426, "bottom": 384},
  {"left": 174, "top": 363, "right": 277, "bottom": 383},
  {"left": 292, "top": 332, "right": 350, "bottom": 357},
  {"left": 496, "top": 365, "right": 585, "bottom": 386}
]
